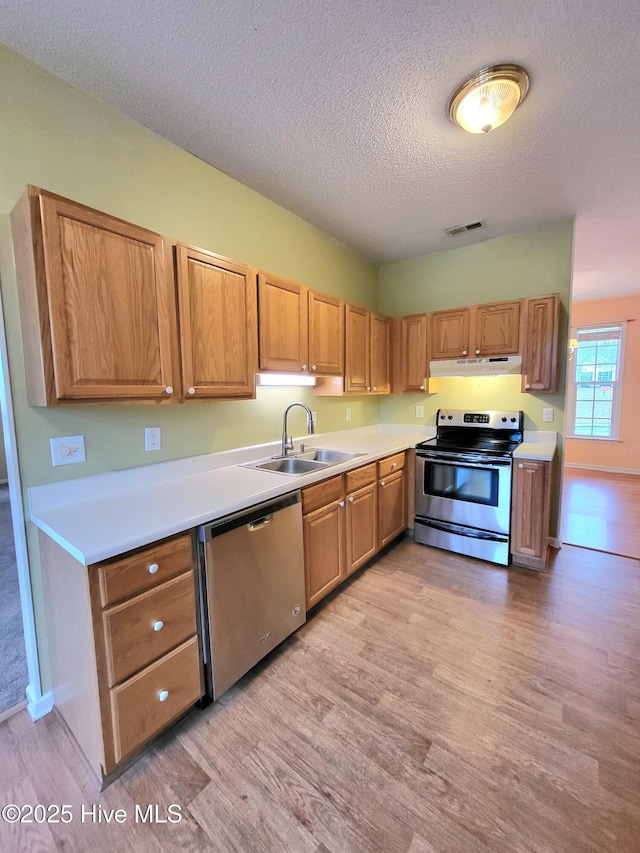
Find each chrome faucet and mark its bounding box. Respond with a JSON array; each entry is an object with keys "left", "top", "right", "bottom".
[{"left": 281, "top": 402, "right": 314, "bottom": 457}]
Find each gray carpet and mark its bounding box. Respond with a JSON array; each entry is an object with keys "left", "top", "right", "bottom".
[{"left": 0, "top": 483, "right": 28, "bottom": 714}]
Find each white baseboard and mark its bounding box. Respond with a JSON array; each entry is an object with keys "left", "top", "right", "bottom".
[
  {"left": 26, "top": 684, "right": 54, "bottom": 721},
  {"left": 564, "top": 463, "right": 640, "bottom": 475},
  {"left": 549, "top": 537, "right": 562, "bottom": 549}
]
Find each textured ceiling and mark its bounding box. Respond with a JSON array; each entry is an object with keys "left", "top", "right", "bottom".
[{"left": 1, "top": 0, "right": 640, "bottom": 300}]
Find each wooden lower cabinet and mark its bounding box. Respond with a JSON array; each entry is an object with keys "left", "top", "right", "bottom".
[
  {"left": 39, "top": 530, "right": 203, "bottom": 784},
  {"left": 511, "top": 458, "right": 551, "bottom": 570},
  {"left": 302, "top": 454, "right": 407, "bottom": 609},
  {"left": 303, "top": 494, "right": 346, "bottom": 609}
]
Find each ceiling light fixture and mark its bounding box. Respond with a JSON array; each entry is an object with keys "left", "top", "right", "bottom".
[{"left": 449, "top": 64, "right": 529, "bottom": 134}]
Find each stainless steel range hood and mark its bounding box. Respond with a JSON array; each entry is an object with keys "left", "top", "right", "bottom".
[{"left": 429, "top": 354, "right": 522, "bottom": 378}]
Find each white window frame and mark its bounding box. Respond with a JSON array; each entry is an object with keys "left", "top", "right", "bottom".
[{"left": 566, "top": 322, "right": 626, "bottom": 441}]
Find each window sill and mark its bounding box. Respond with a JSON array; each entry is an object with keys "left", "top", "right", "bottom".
[{"left": 566, "top": 436, "right": 622, "bottom": 442}]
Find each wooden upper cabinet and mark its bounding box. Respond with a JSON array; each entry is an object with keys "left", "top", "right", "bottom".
[
  {"left": 430, "top": 308, "right": 470, "bottom": 360},
  {"left": 175, "top": 245, "right": 257, "bottom": 400},
  {"left": 11, "top": 187, "right": 178, "bottom": 405},
  {"left": 345, "top": 304, "right": 369, "bottom": 393},
  {"left": 308, "top": 290, "right": 344, "bottom": 376},
  {"left": 522, "top": 294, "right": 559, "bottom": 393},
  {"left": 257, "top": 272, "right": 308, "bottom": 372},
  {"left": 370, "top": 313, "right": 391, "bottom": 394},
  {"left": 343, "top": 307, "right": 391, "bottom": 395},
  {"left": 474, "top": 300, "right": 521, "bottom": 356},
  {"left": 395, "top": 313, "right": 428, "bottom": 393}
]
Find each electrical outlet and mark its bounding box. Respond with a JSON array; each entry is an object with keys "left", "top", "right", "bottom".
[
  {"left": 311, "top": 411, "right": 317, "bottom": 427},
  {"left": 543, "top": 407, "right": 554, "bottom": 423},
  {"left": 144, "top": 427, "right": 161, "bottom": 451},
  {"left": 345, "top": 407, "right": 352, "bottom": 422},
  {"left": 415, "top": 405, "right": 424, "bottom": 418},
  {"left": 50, "top": 435, "right": 85, "bottom": 467}
]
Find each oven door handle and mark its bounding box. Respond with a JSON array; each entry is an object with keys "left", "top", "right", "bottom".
[
  {"left": 417, "top": 452, "right": 511, "bottom": 468},
  {"left": 417, "top": 518, "right": 508, "bottom": 542}
]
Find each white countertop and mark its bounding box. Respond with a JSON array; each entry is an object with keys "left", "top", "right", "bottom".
[
  {"left": 514, "top": 431, "right": 558, "bottom": 462},
  {"left": 29, "top": 424, "right": 432, "bottom": 565}
]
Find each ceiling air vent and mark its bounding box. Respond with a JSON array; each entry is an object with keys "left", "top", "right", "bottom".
[{"left": 445, "top": 219, "right": 486, "bottom": 237}]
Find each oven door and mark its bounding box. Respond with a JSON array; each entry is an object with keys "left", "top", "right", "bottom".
[{"left": 415, "top": 451, "right": 512, "bottom": 535}]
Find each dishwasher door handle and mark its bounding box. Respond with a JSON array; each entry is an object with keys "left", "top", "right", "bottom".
[{"left": 248, "top": 514, "right": 273, "bottom": 531}]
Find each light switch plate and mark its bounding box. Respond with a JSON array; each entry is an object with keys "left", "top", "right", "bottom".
[
  {"left": 50, "top": 435, "right": 85, "bottom": 467},
  {"left": 543, "top": 407, "right": 554, "bottom": 423},
  {"left": 415, "top": 405, "right": 424, "bottom": 418},
  {"left": 345, "top": 407, "right": 352, "bottom": 422}
]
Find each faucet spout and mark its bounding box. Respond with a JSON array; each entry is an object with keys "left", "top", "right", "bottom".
[{"left": 281, "top": 402, "right": 314, "bottom": 457}]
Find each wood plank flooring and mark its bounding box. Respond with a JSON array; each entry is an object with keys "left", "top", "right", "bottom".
[
  {"left": 562, "top": 467, "right": 640, "bottom": 559},
  {"left": 2, "top": 538, "right": 640, "bottom": 852}
]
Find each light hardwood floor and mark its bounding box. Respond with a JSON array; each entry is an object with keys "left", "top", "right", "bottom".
[
  {"left": 562, "top": 467, "right": 640, "bottom": 559},
  {"left": 1, "top": 538, "right": 639, "bottom": 852}
]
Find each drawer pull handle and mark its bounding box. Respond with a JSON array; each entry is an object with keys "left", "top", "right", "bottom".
[
  {"left": 152, "top": 620, "right": 164, "bottom": 632},
  {"left": 148, "top": 563, "right": 159, "bottom": 574},
  {"left": 158, "top": 690, "right": 169, "bottom": 702},
  {"left": 391, "top": 462, "right": 397, "bottom": 468}
]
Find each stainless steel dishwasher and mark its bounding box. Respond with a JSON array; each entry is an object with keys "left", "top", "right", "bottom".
[{"left": 197, "top": 491, "right": 306, "bottom": 701}]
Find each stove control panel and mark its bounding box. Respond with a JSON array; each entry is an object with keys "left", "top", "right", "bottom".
[
  {"left": 437, "top": 409, "right": 523, "bottom": 430},
  {"left": 463, "top": 413, "right": 490, "bottom": 424}
]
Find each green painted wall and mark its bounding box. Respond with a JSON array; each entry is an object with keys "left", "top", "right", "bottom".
[
  {"left": 0, "top": 46, "right": 379, "bottom": 690},
  {"left": 378, "top": 220, "right": 575, "bottom": 540}
]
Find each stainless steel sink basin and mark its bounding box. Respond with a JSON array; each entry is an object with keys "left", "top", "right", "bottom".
[
  {"left": 240, "top": 447, "right": 366, "bottom": 476},
  {"left": 247, "top": 457, "right": 329, "bottom": 475},
  {"left": 300, "top": 448, "right": 364, "bottom": 464}
]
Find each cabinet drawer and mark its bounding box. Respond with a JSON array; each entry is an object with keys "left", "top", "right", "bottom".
[
  {"left": 302, "top": 474, "right": 344, "bottom": 514},
  {"left": 103, "top": 571, "right": 197, "bottom": 686},
  {"left": 110, "top": 636, "right": 202, "bottom": 764},
  {"left": 97, "top": 533, "right": 194, "bottom": 606},
  {"left": 378, "top": 452, "right": 405, "bottom": 479},
  {"left": 345, "top": 462, "right": 377, "bottom": 492}
]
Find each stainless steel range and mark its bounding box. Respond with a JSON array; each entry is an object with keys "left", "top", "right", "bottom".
[{"left": 414, "top": 409, "right": 523, "bottom": 565}]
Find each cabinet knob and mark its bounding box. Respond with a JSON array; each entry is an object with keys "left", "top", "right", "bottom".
[
  {"left": 148, "top": 563, "right": 159, "bottom": 574},
  {"left": 518, "top": 463, "right": 524, "bottom": 469},
  {"left": 419, "top": 385, "right": 425, "bottom": 391},
  {"left": 152, "top": 620, "right": 164, "bottom": 632},
  {"left": 391, "top": 462, "right": 397, "bottom": 469},
  {"left": 475, "top": 349, "right": 481, "bottom": 355},
  {"left": 348, "top": 496, "right": 354, "bottom": 503},
  {"left": 367, "top": 386, "right": 371, "bottom": 391},
  {"left": 311, "top": 364, "right": 317, "bottom": 371},
  {"left": 338, "top": 500, "right": 345, "bottom": 507},
  {"left": 301, "top": 364, "right": 307, "bottom": 371},
  {"left": 525, "top": 383, "right": 531, "bottom": 390},
  {"left": 187, "top": 387, "right": 195, "bottom": 395},
  {"left": 462, "top": 350, "right": 468, "bottom": 356},
  {"left": 380, "top": 480, "right": 385, "bottom": 486},
  {"left": 158, "top": 690, "right": 169, "bottom": 703},
  {"left": 372, "top": 386, "right": 377, "bottom": 391},
  {"left": 165, "top": 386, "right": 173, "bottom": 395}
]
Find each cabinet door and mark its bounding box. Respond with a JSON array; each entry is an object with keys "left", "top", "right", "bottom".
[
  {"left": 370, "top": 313, "right": 391, "bottom": 394},
  {"left": 522, "top": 295, "right": 559, "bottom": 393},
  {"left": 474, "top": 300, "right": 521, "bottom": 356},
  {"left": 176, "top": 245, "right": 257, "bottom": 399},
  {"left": 511, "top": 460, "right": 550, "bottom": 569},
  {"left": 36, "top": 190, "right": 177, "bottom": 402},
  {"left": 345, "top": 483, "right": 377, "bottom": 576},
  {"left": 258, "top": 273, "right": 308, "bottom": 372},
  {"left": 399, "top": 314, "right": 428, "bottom": 392},
  {"left": 303, "top": 499, "right": 345, "bottom": 609},
  {"left": 345, "top": 304, "right": 370, "bottom": 393},
  {"left": 378, "top": 469, "right": 406, "bottom": 548},
  {"left": 430, "top": 308, "right": 470, "bottom": 360},
  {"left": 308, "top": 291, "right": 344, "bottom": 376}
]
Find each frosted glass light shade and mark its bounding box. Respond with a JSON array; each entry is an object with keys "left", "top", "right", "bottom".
[{"left": 449, "top": 65, "right": 529, "bottom": 134}]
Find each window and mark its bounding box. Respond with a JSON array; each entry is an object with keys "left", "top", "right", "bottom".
[{"left": 568, "top": 323, "right": 625, "bottom": 439}]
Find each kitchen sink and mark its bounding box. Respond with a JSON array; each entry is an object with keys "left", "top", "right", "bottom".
[
  {"left": 250, "top": 457, "right": 329, "bottom": 475},
  {"left": 240, "top": 447, "right": 365, "bottom": 476}
]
